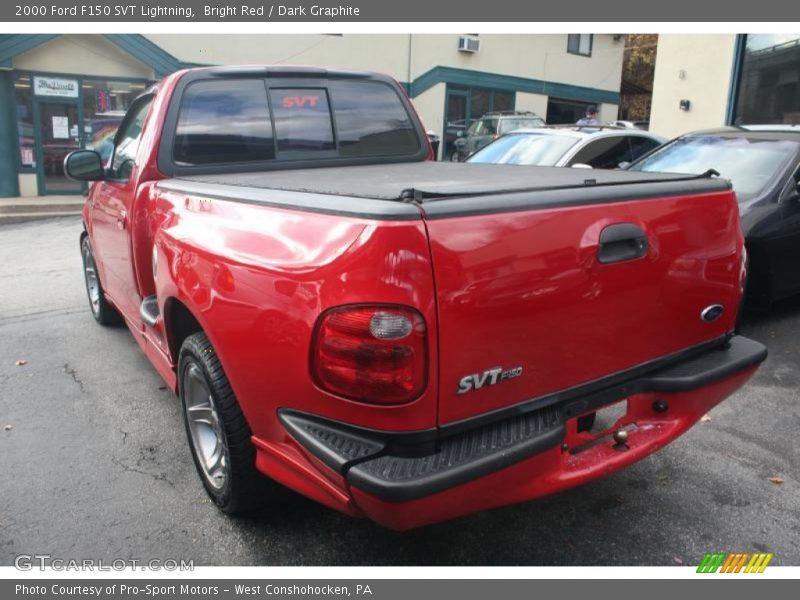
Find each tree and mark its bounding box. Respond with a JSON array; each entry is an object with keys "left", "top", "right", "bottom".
[{"left": 620, "top": 34, "right": 658, "bottom": 121}]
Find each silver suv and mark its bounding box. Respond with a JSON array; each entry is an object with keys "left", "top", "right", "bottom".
[{"left": 451, "top": 111, "right": 545, "bottom": 161}]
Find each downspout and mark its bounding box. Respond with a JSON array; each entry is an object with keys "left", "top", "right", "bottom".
[{"left": 407, "top": 34, "right": 414, "bottom": 95}]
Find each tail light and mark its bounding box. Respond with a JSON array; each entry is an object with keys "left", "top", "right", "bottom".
[{"left": 311, "top": 305, "right": 427, "bottom": 405}]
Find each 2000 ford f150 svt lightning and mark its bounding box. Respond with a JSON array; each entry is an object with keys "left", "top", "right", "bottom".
[{"left": 65, "top": 66, "right": 767, "bottom": 530}]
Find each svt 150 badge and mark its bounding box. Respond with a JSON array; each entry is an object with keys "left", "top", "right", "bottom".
[{"left": 457, "top": 366, "right": 523, "bottom": 394}]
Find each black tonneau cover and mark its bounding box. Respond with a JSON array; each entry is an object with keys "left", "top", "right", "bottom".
[
  {"left": 176, "top": 162, "right": 728, "bottom": 202},
  {"left": 158, "top": 162, "right": 732, "bottom": 220}
]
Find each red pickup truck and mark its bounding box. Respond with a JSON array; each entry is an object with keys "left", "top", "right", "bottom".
[{"left": 65, "top": 66, "right": 767, "bottom": 530}]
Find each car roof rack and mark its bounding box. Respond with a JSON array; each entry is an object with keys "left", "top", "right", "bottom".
[{"left": 544, "top": 124, "right": 627, "bottom": 132}]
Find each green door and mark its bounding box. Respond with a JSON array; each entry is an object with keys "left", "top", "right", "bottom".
[{"left": 35, "top": 98, "right": 84, "bottom": 195}]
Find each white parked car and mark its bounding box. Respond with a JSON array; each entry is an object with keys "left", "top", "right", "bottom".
[{"left": 466, "top": 126, "right": 666, "bottom": 169}]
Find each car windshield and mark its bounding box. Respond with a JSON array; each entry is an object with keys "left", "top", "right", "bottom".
[
  {"left": 466, "top": 133, "right": 579, "bottom": 166},
  {"left": 629, "top": 135, "right": 800, "bottom": 201}
]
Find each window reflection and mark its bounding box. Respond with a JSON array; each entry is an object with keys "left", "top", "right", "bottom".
[
  {"left": 83, "top": 80, "right": 147, "bottom": 161},
  {"left": 736, "top": 34, "right": 800, "bottom": 125}
]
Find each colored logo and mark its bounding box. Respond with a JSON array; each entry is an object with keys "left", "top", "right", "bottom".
[{"left": 697, "top": 552, "right": 773, "bottom": 573}]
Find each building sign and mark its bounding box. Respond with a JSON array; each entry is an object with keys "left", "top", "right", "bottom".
[{"left": 34, "top": 76, "right": 79, "bottom": 98}]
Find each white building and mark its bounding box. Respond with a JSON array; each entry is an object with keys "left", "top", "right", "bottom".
[
  {"left": 0, "top": 33, "right": 625, "bottom": 197},
  {"left": 650, "top": 33, "right": 800, "bottom": 139}
]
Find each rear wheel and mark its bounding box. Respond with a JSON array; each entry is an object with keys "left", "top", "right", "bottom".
[
  {"left": 80, "top": 235, "right": 121, "bottom": 326},
  {"left": 449, "top": 151, "right": 460, "bottom": 162},
  {"left": 179, "top": 332, "right": 276, "bottom": 514}
]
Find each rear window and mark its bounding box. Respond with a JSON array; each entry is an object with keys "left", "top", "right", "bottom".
[
  {"left": 271, "top": 88, "right": 335, "bottom": 153},
  {"left": 173, "top": 78, "right": 420, "bottom": 166},
  {"left": 174, "top": 80, "right": 275, "bottom": 166},
  {"left": 468, "top": 119, "right": 498, "bottom": 136},
  {"left": 330, "top": 80, "right": 419, "bottom": 157},
  {"left": 629, "top": 136, "right": 661, "bottom": 161}
]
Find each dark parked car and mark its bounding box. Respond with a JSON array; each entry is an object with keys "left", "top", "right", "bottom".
[
  {"left": 451, "top": 111, "right": 545, "bottom": 161},
  {"left": 466, "top": 126, "right": 665, "bottom": 169},
  {"left": 627, "top": 127, "right": 800, "bottom": 309}
]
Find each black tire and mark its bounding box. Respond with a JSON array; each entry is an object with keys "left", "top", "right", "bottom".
[
  {"left": 80, "top": 235, "right": 122, "bottom": 326},
  {"left": 178, "top": 332, "right": 277, "bottom": 514},
  {"left": 449, "top": 151, "right": 460, "bottom": 162}
]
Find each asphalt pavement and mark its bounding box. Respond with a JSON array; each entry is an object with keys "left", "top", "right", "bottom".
[{"left": 1, "top": 217, "right": 798, "bottom": 566}]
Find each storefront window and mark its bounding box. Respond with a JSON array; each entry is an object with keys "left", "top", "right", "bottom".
[
  {"left": 82, "top": 80, "right": 147, "bottom": 160},
  {"left": 14, "top": 76, "right": 35, "bottom": 168},
  {"left": 470, "top": 89, "right": 490, "bottom": 120},
  {"left": 448, "top": 86, "right": 517, "bottom": 121},
  {"left": 734, "top": 34, "right": 800, "bottom": 125},
  {"left": 493, "top": 92, "right": 514, "bottom": 113},
  {"left": 443, "top": 86, "right": 518, "bottom": 160},
  {"left": 546, "top": 97, "right": 595, "bottom": 124}
]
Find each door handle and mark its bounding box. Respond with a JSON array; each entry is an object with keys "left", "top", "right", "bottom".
[
  {"left": 597, "top": 223, "right": 649, "bottom": 264},
  {"left": 117, "top": 210, "right": 127, "bottom": 230}
]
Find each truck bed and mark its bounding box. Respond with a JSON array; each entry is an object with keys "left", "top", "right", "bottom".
[{"left": 169, "top": 162, "right": 729, "bottom": 202}]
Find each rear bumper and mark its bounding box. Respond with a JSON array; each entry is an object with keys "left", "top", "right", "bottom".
[{"left": 268, "top": 335, "right": 766, "bottom": 529}]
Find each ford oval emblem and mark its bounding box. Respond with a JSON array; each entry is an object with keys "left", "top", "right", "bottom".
[{"left": 701, "top": 304, "right": 724, "bottom": 322}]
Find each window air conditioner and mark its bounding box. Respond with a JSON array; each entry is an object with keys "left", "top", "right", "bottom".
[{"left": 458, "top": 36, "right": 480, "bottom": 53}]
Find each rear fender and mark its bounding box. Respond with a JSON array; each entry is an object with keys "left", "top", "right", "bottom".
[{"left": 152, "top": 190, "right": 439, "bottom": 445}]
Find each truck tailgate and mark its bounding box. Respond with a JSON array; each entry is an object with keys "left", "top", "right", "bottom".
[{"left": 424, "top": 183, "right": 743, "bottom": 426}]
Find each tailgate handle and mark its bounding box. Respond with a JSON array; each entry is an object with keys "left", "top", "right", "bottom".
[{"left": 598, "top": 223, "right": 649, "bottom": 264}]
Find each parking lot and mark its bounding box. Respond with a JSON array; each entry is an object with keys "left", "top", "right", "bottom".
[{"left": 1, "top": 216, "right": 798, "bottom": 566}]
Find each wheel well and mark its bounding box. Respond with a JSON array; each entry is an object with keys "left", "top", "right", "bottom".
[{"left": 164, "top": 298, "right": 203, "bottom": 364}]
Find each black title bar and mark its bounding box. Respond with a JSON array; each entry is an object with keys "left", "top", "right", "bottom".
[{"left": 0, "top": 0, "right": 793, "bottom": 22}]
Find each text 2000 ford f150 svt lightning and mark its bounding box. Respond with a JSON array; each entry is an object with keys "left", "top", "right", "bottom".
[{"left": 65, "top": 66, "right": 767, "bottom": 530}]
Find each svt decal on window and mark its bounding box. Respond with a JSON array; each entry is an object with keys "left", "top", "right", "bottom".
[
  {"left": 271, "top": 88, "right": 335, "bottom": 153},
  {"left": 280, "top": 95, "right": 322, "bottom": 109}
]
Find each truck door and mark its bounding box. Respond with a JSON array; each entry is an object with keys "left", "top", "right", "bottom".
[{"left": 90, "top": 96, "right": 154, "bottom": 322}]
